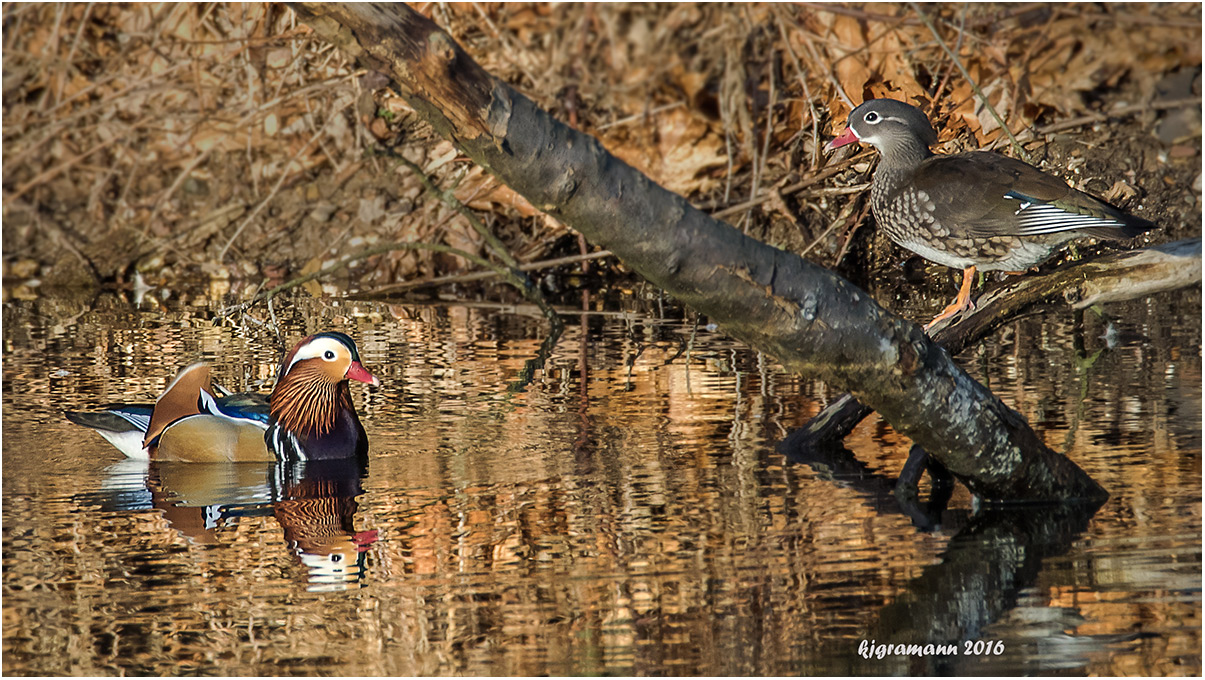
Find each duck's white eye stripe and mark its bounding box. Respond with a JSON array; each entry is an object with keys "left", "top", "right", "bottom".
[{"left": 285, "top": 337, "right": 348, "bottom": 374}]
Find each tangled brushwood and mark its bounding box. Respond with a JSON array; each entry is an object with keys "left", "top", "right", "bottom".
[{"left": 2, "top": 4, "right": 1199, "bottom": 294}]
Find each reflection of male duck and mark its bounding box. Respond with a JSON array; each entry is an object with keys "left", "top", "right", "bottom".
[
  {"left": 273, "top": 459, "right": 379, "bottom": 591},
  {"left": 82, "top": 457, "right": 379, "bottom": 590},
  {"left": 66, "top": 331, "right": 378, "bottom": 462}
]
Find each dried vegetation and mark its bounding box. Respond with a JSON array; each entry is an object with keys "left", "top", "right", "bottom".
[{"left": 2, "top": 3, "right": 1200, "bottom": 299}]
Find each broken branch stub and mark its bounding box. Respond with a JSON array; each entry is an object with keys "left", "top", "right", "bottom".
[{"left": 290, "top": 3, "right": 1107, "bottom": 503}]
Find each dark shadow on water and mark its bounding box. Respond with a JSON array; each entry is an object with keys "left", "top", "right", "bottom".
[{"left": 842, "top": 501, "right": 1106, "bottom": 675}]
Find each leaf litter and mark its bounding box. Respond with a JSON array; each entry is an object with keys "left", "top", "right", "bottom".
[{"left": 2, "top": 3, "right": 1198, "bottom": 303}]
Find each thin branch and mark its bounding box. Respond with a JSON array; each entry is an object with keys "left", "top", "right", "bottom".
[
  {"left": 11, "top": 135, "right": 123, "bottom": 199},
  {"left": 799, "top": 192, "right": 860, "bottom": 258},
  {"left": 1035, "top": 97, "right": 1202, "bottom": 135},
  {"left": 794, "top": 19, "right": 853, "bottom": 108},
  {"left": 358, "top": 249, "right": 614, "bottom": 296},
  {"left": 376, "top": 146, "right": 561, "bottom": 330},
  {"left": 595, "top": 101, "right": 685, "bottom": 131},
  {"left": 774, "top": 9, "right": 821, "bottom": 171},
  {"left": 218, "top": 123, "right": 328, "bottom": 260},
  {"left": 215, "top": 240, "right": 497, "bottom": 318},
  {"left": 705, "top": 152, "right": 870, "bottom": 218},
  {"left": 376, "top": 146, "right": 524, "bottom": 271},
  {"left": 910, "top": 2, "right": 1029, "bottom": 162},
  {"left": 797, "top": 2, "right": 923, "bottom": 25}
]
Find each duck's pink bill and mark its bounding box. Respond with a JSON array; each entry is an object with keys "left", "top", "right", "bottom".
[
  {"left": 347, "top": 361, "right": 380, "bottom": 386},
  {"left": 826, "top": 127, "right": 860, "bottom": 151}
]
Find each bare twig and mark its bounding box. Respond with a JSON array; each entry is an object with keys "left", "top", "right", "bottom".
[
  {"left": 379, "top": 147, "right": 524, "bottom": 271},
  {"left": 774, "top": 10, "right": 820, "bottom": 171},
  {"left": 832, "top": 199, "right": 874, "bottom": 267},
  {"left": 1035, "top": 97, "right": 1203, "bottom": 135},
  {"left": 216, "top": 240, "right": 497, "bottom": 318},
  {"left": 751, "top": 46, "right": 777, "bottom": 213},
  {"left": 799, "top": 191, "right": 859, "bottom": 258},
  {"left": 375, "top": 145, "right": 562, "bottom": 330},
  {"left": 595, "top": 101, "right": 685, "bottom": 131},
  {"left": 798, "top": 2, "right": 923, "bottom": 25},
  {"left": 794, "top": 20, "right": 853, "bottom": 109},
  {"left": 930, "top": 3, "right": 969, "bottom": 103},
  {"left": 358, "top": 249, "right": 614, "bottom": 296},
  {"left": 11, "top": 135, "right": 123, "bottom": 200},
  {"left": 146, "top": 147, "right": 215, "bottom": 235},
  {"left": 218, "top": 124, "right": 328, "bottom": 260},
  {"left": 706, "top": 152, "right": 870, "bottom": 219},
  {"left": 910, "top": 2, "right": 1029, "bottom": 162},
  {"left": 56, "top": 3, "right": 94, "bottom": 105}
]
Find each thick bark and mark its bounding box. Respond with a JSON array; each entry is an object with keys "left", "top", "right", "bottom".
[
  {"left": 291, "top": 3, "right": 1110, "bottom": 502},
  {"left": 784, "top": 238, "right": 1202, "bottom": 452}
]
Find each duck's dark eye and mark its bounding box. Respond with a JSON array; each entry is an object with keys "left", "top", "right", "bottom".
[
  {"left": 330, "top": 553, "right": 343, "bottom": 563},
  {"left": 864, "top": 111, "right": 880, "bottom": 123},
  {"left": 323, "top": 350, "right": 336, "bottom": 361}
]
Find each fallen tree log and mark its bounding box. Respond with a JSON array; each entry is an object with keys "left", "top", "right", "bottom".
[{"left": 290, "top": 3, "right": 1133, "bottom": 502}]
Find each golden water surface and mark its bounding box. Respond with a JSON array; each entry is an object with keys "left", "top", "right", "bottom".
[{"left": 2, "top": 286, "right": 1200, "bottom": 675}]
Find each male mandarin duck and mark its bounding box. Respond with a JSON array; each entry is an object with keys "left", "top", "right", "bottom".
[
  {"left": 67, "top": 332, "right": 379, "bottom": 462},
  {"left": 826, "top": 98, "right": 1156, "bottom": 327}
]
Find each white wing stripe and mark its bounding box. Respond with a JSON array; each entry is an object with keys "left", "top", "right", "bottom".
[
  {"left": 1008, "top": 201, "right": 1123, "bottom": 235},
  {"left": 117, "top": 412, "right": 152, "bottom": 431}
]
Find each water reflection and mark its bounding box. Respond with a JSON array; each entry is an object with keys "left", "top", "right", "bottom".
[
  {"left": 77, "top": 457, "right": 378, "bottom": 592},
  {"left": 2, "top": 286, "right": 1200, "bottom": 675}
]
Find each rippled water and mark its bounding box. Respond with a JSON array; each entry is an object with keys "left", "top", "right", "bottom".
[{"left": 3, "top": 284, "right": 1200, "bottom": 675}]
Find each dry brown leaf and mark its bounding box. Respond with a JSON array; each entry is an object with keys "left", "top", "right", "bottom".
[
  {"left": 425, "top": 141, "right": 459, "bottom": 172},
  {"left": 453, "top": 166, "right": 541, "bottom": 218},
  {"left": 872, "top": 29, "right": 927, "bottom": 104},
  {"left": 655, "top": 108, "right": 727, "bottom": 195},
  {"left": 604, "top": 107, "right": 726, "bottom": 196},
  {"left": 298, "top": 257, "right": 324, "bottom": 298},
  {"left": 190, "top": 121, "right": 244, "bottom": 153},
  {"left": 1103, "top": 180, "right": 1140, "bottom": 203},
  {"left": 671, "top": 65, "right": 709, "bottom": 102},
  {"left": 829, "top": 16, "right": 872, "bottom": 103},
  {"left": 441, "top": 216, "right": 484, "bottom": 268},
  {"left": 266, "top": 48, "right": 292, "bottom": 70},
  {"left": 368, "top": 117, "right": 392, "bottom": 141}
]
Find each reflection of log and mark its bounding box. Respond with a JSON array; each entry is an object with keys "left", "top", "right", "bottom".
[
  {"left": 783, "top": 238, "right": 1202, "bottom": 453},
  {"left": 783, "top": 440, "right": 958, "bottom": 531},
  {"left": 819, "top": 501, "right": 1103, "bottom": 675},
  {"left": 292, "top": 4, "right": 1105, "bottom": 502}
]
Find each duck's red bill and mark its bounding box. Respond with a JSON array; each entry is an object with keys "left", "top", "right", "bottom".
[
  {"left": 347, "top": 361, "right": 380, "bottom": 386},
  {"left": 353, "top": 529, "right": 379, "bottom": 552},
  {"left": 825, "top": 127, "right": 860, "bottom": 150}
]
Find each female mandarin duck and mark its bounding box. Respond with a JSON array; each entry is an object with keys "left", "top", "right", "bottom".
[
  {"left": 826, "top": 98, "right": 1155, "bottom": 327},
  {"left": 67, "top": 332, "right": 379, "bottom": 462}
]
